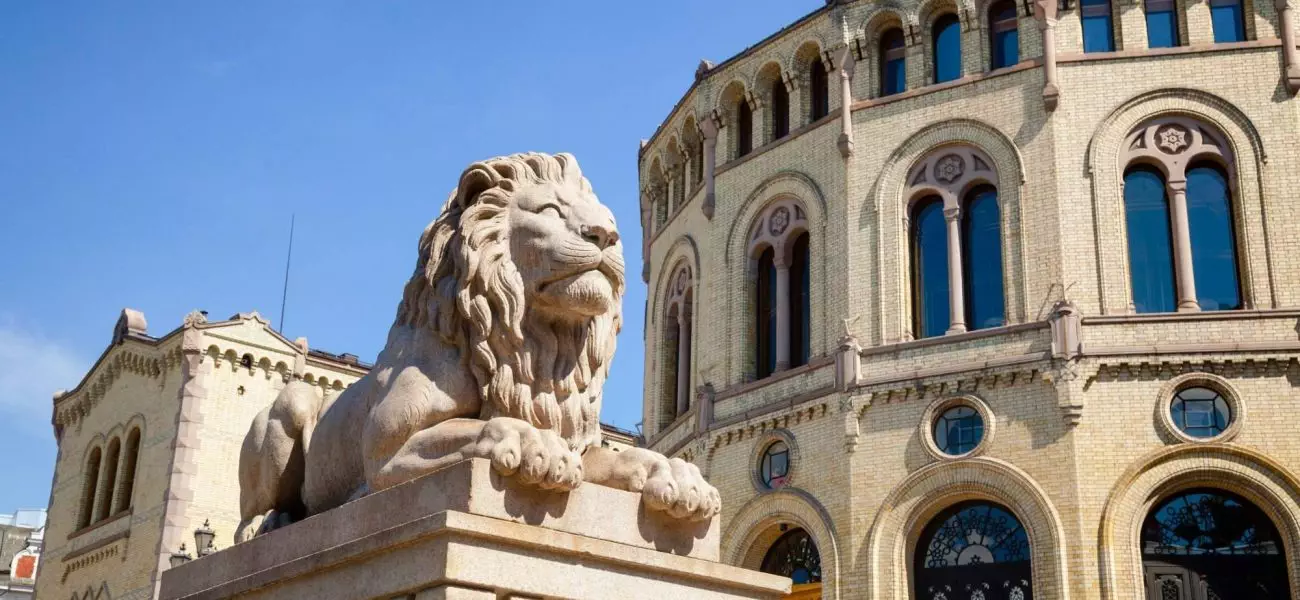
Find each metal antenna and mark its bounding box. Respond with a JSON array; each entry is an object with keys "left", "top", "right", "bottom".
[{"left": 278, "top": 214, "right": 295, "bottom": 333}]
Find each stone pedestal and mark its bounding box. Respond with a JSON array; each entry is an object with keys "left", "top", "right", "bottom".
[{"left": 160, "top": 459, "right": 790, "bottom": 600}]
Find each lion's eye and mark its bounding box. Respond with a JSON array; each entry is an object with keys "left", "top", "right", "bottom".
[{"left": 539, "top": 204, "right": 565, "bottom": 219}]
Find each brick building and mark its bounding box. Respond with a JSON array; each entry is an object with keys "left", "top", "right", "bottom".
[{"left": 637, "top": 0, "right": 1300, "bottom": 598}]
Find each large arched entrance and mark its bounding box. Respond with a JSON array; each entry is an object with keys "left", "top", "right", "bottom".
[
  {"left": 1141, "top": 489, "right": 1289, "bottom": 599},
  {"left": 760, "top": 528, "right": 822, "bottom": 599},
  {"left": 915, "top": 501, "right": 1033, "bottom": 600}
]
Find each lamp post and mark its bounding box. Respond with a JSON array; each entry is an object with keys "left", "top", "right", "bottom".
[
  {"left": 194, "top": 519, "right": 216, "bottom": 557},
  {"left": 169, "top": 543, "right": 192, "bottom": 568}
]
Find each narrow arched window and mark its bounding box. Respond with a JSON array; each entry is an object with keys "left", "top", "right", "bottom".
[
  {"left": 115, "top": 428, "right": 141, "bottom": 513},
  {"left": 932, "top": 14, "right": 963, "bottom": 83},
  {"left": 78, "top": 447, "right": 102, "bottom": 530},
  {"left": 1125, "top": 165, "right": 1178, "bottom": 313},
  {"left": 1081, "top": 0, "right": 1116, "bottom": 52},
  {"left": 737, "top": 99, "right": 753, "bottom": 157},
  {"left": 1211, "top": 0, "right": 1246, "bottom": 41},
  {"left": 880, "top": 28, "right": 908, "bottom": 96},
  {"left": 962, "top": 185, "right": 1005, "bottom": 330},
  {"left": 771, "top": 80, "right": 790, "bottom": 140},
  {"left": 1187, "top": 163, "right": 1242, "bottom": 310},
  {"left": 810, "top": 59, "right": 829, "bottom": 120},
  {"left": 912, "top": 197, "right": 951, "bottom": 339},
  {"left": 97, "top": 437, "right": 120, "bottom": 522},
  {"left": 988, "top": 0, "right": 1020, "bottom": 69},
  {"left": 692, "top": 137, "right": 704, "bottom": 186},
  {"left": 756, "top": 247, "right": 778, "bottom": 379},
  {"left": 1145, "top": 0, "right": 1180, "bottom": 47},
  {"left": 788, "top": 233, "right": 811, "bottom": 368}
]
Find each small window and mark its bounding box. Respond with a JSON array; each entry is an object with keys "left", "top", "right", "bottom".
[
  {"left": 241, "top": 354, "right": 254, "bottom": 369},
  {"left": 1145, "top": 0, "right": 1180, "bottom": 47},
  {"left": 771, "top": 80, "right": 790, "bottom": 139},
  {"left": 1210, "top": 0, "right": 1246, "bottom": 42},
  {"left": 988, "top": 0, "right": 1020, "bottom": 69},
  {"left": 759, "top": 441, "right": 790, "bottom": 489},
  {"left": 1081, "top": 0, "right": 1116, "bottom": 52},
  {"left": 933, "top": 405, "right": 984, "bottom": 455},
  {"left": 880, "top": 28, "right": 908, "bottom": 96},
  {"left": 1170, "top": 387, "right": 1232, "bottom": 438},
  {"left": 737, "top": 99, "right": 753, "bottom": 157},
  {"left": 932, "top": 14, "right": 963, "bottom": 83},
  {"left": 809, "top": 59, "right": 829, "bottom": 121}
]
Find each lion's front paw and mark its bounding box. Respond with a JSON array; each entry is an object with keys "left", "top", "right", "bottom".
[
  {"left": 475, "top": 417, "right": 583, "bottom": 492},
  {"left": 636, "top": 454, "right": 720, "bottom": 522}
]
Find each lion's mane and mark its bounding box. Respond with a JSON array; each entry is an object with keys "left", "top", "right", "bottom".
[{"left": 394, "top": 153, "right": 624, "bottom": 451}]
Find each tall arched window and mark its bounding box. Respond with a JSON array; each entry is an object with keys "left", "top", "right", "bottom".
[
  {"left": 97, "top": 437, "right": 120, "bottom": 522},
  {"left": 737, "top": 99, "right": 753, "bottom": 157},
  {"left": 663, "top": 265, "right": 694, "bottom": 425},
  {"left": 962, "top": 185, "right": 1005, "bottom": 329},
  {"left": 692, "top": 135, "right": 704, "bottom": 186},
  {"left": 78, "top": 447, "right": 102, "bottom": 530},
  {"left": 756, "top": 247, "right": 777, "bottom": 379},
  {"left": 916, "top": 501, "right": 1033, "bottom": 599},
  {"left": 1124, "top": 165, "right": 1178, "bottom": 313},
  {"left": 1210, "top": 0, "right": 1246, "bottom": 42},
  {"left": 1081, "top": 0, "right": 1116, "bottom": 52},
  {"left": 932, "top": 14, "right": 963, "bottom": 83},
  {"left": 1145, "top": 0, "right": 1180, "bottom": 47},
  {"left": 116, "top": 427, "right": 141, "bottom": 513},
  {"left": 761, "top": 529, "right": 822, "bottom": 588},
  {"left": 771, "top": 80, "right": 790, "bottom": 140},
  {"left": 988, "top": 0, "right": 1020, "bottom": 69},
  {"left": 809, "top": 58, "right": 829, "bottom": 120},
  {"left": 912, "top": 197, "right": 951, "bottom": 339},
  {"left": 1187, "top": 163, "right": 1241, "bottom": 310},
  {"left": 880, "top": 28, "right": 908, "bottom": 96},
  {"left": 1142, "top": 489, "right": 1288, "bottom": 597},
  {"left": 789, "top": 233, "right": 811, "bottom": 367},
  {"left": 750, "top": 201, "right": 811, "bottom": 379}
]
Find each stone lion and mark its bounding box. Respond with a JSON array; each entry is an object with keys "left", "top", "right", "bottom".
[{"left": 237, "top": 152, "right": 719, "bottom": 541}]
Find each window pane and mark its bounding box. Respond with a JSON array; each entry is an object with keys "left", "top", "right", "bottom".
[
  {"left": 737, "top": 100, "right": 752, "bottom": 157},
  {"left": 913, "top": 198, "right": 950, "bottom": 338},
  {"left": 933, "top": 15, "right": 962, "bottom": 83},
  {"left": 772, "top": 81, "right": 789, "bottom": 139},
  {"left": 810, "top": 60, "right": 829, "bottom": 120},
  {"left": 756, "top": 248, "right": 777, "bottom": 378},
  {"left": 993, "top": 29, "right": 1019, "bottom": 68},
  {"left": 963, "top": 186, "right": 1005, "bottom": 330},
  {"left": 884, "top": 59, "right": 907, "bottom": 95},
  {"left": 1211, "top": 0, "right": 1245, "bottom": 42},
  {"left": 1146, "top": 5, "right": 1178, "bottom": 47},
  {"left": 789, "top": 233, "right": 811, "bottom": 367},
  {"left": 1124, "top": 167, "right": 1177, "bottom": 313},
  {"left": 881, "top": 29, "right": 907, "bottom": 96},
  {"left": 1081, "top": 0, "right": 1115, "bottom": 53},
  {"left": 1186, "top": 164, "right": 1242, "bottom": 310}
]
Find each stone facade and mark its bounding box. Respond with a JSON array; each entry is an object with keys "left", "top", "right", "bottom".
[{"left": 638, "top": 1, "right": 1300, "bottom": 598}]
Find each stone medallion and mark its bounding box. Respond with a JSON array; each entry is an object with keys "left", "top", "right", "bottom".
[
  {"left": 1156, "top": 124, "right": 1190, "bottom": 154},
  {"left": 769, "top": 206, "right": 791, "bottom": 236},
  {"left": 934, "top": 154, "right": 965, "bottom": 183}
]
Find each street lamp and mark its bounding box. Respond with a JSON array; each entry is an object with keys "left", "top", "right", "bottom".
[
  {"left": 169, "top": 543, "right": 192, "bottom": 568},
  {"left": 193, "top": 519, "right": 215, "bottom": 556}
]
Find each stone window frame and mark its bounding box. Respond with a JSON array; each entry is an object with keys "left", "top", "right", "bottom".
[
  {"left": 753, "top": 61, "right": 792, "bottom": 146},
  {"left": 750, "top": 429, "right": 800, "bottom": 493},
  {"left": 919, "top": 394, "right": 997, "bottom": 461},
  {"left": 903, "top": 144, "right": 1004, "bottom": 338},
  {"left": 792, "top": 40, "right": 830, "bottom": 125},
  {"left": 77, "top": 443, "right": 102, "bottom": 531},
  {"left": 747, "top": 197, "right": 811, "bottom": 378},
  {"left": 1139, "top": 0, "right": 1192, "bottom": 47},
  {"left": 661, "top": 260, "right": 695, "bottom": 426},
  {"left": 1154, "top": 372, "right": 1245, "bottom": 444},
  {"left": 718, "top": 79, "right": 757, "bottom": 162},
  {"left": 918, "top": 0, "right": 973, "bottom": 85},
  {"left": 982, "top": 0, "right": 1027, "bottom": 70},
  {"left": 860, "top": 8, "right": 913, "bottom": 100}
]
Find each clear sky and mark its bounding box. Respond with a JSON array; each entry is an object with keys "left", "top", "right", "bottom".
[{"left": 0, "top": 1, "right": 820, "bottom": 512}]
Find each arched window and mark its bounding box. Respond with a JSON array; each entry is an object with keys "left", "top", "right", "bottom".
[
  {"left": 115, "top": 427, "right": 141, "bottom": 513},
  {"left": 761, "top": 528, "right": 822, "bottom": 585},
  {"left": 78, "top": 447, "right": 102, "bottom": 530},
  {"left": 663, "top": 265, "right": 694, "bottom": 425},
  {"left": 97, "top": 437, "right": 120, "bottom": 522},
  {"left": 737, "top": 99, "right": 753, "bottom": 157},
  {"left": 692, "top": 136, "right": 704, "bottom": 186},
  {"left": 1186, "top": 163, "right": 1241, "bottom": 310},
  {"left": 789, "top": 232, "right": 811, "bottom": 368},
  {"left": 880, "top": 28, "right": 908, "bottom": 96},
  {"left": 1145, "top": 0, "right": 1180, "bottom": 47},
  {"left": 1141, "top": 489, "right": 1288, "bottom": 597},
  {"left": 771, "top": 79, "right": 790, "bottom": 140},
  {"left": 1210, "top": 0, "right": 1246, "bottom": 42},
  {"left": 932, "top": 14, "right": 963, "bottom": 83},
  {"left": 756, "top": 247, "right": 777, "bottom": 379},
  {"left": 916, "top": 501, "right": 1033, "bottom": 599},
  {"left": 1081, "top": 0, "right": 1116, "bottom": 52},
  {"left": 809, "top": 58, "right": 829, "bottom": 120},
  {"left": 750, "top": 201, "right": 811, "bottom": 379},
  {"left": 988, "top": 0, "right": 1020, "bottom": 69},
  {"left": 912, "top": 197, "right": 951, "bottom": 339},
  {"left": 1125, "top": 165, "right": 1178, "bottom": 313},
  {"left": 962, "top": 185, "right": 1005, "bottom": 329}
]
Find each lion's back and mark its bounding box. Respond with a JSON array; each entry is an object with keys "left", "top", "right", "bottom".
[{"left": 302, "top": 373, "right": 374, "bottom": 514}]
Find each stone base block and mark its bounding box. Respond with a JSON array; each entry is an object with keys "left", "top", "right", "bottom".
[{"left": 160, "top": 458, "right": 790, "bottom": 600}]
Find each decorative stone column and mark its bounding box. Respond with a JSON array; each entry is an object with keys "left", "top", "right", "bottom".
[
  {"left": 1034, "top": 0, "right": 1060, "bottom": 109},
  {"left": 944, "top": 206, "right": 968, "bottom": 334},
  {"left": 675, "top": 310, "right": 691, "bottom": 416},
  {"left": 835, "top": 46, "right": 855, "bottom": 157},
  {"left": 701, "top": 117, "right": 718, "bottom": 219},
  {"left": 1167, "top": 179, "right": 1200, "bottom": 311},
  {"left": 1278, "top": 0, "right": 1300, "bottom": 93},
  {"left": 774, "top": 257, "right": 792, "bottom": 371}
]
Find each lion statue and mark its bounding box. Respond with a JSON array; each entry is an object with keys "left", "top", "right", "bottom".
[{"left": 237, "top": 152, "right": 719, "bottom": 541}]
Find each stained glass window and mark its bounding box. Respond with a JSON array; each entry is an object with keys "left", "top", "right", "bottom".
[
  {"left": 1143, "top": 490, "right": 1282, "bottom": 556},
  {"left": 760, "top": 528, "right": 821, "bottom": 584},
  {"left": 919, "top": 502, "right": 1030, "bottom": 568}
]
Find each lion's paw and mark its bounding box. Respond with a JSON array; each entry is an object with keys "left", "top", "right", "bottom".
[
  {"left": 640, "top": 456, "right": 720, "bottom": 522},
  {"left": 476, "top": 417, "right": 582, "bottom": 492}
]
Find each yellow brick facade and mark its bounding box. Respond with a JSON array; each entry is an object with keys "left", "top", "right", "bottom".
[{"left": 639, "top": 1, "right": 1300, "bottom": 598}]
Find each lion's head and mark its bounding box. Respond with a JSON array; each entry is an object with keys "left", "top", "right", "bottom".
[{"left": 395, "top": 153, "right": 625, "bottom": 451}]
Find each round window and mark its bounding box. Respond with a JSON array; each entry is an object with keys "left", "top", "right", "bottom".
[
  {"left": 1170, "top": 386, "right": 1232, "bottom": 438},
  {"left": 759, "top": 441, "right": 790, "bottom": 489},
  {"left": 933, "top": 405, "right": 984, "bottom": 456}
]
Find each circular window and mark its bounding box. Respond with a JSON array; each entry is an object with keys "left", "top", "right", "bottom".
[
  {"left": 1170, "top": 386, "right": 1232, "bottom": 439},
  {"left": 759, "top": 441, "right": 790, "bottom": 489},
  {"left": 933, "top": 405, "right": 984, "bottom": 456}
]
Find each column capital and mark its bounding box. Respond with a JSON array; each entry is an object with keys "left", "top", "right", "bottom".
[
  {"left": 1166, "top": 179, "right": 1188, "bottom": 193},
  {"left": 943, "top": 205, "right": 962, "bottom": 222}
]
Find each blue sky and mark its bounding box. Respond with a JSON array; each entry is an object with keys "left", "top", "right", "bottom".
[{"left": 0, "top": 1, "right": 819, "bottom": 511}]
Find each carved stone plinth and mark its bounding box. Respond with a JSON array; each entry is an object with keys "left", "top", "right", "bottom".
[{"left": 159, "top": 459, "right": 790, "bottom": 600}]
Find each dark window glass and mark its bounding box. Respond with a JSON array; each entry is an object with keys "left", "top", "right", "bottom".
[
  {"left": 919, "top": 502, "right": 1030, "bottom": 567},
  {"left": 1143, "top": 490, "right": 1282, "bottom": 555},
  {"left": 772, "top": 80, "right": 790, "bottom": 139},
  {"left": 1170, "top": 386, "right": 1232, "bottom": 438},
  {"left": 933, "top": 14, "right": 963, "bottom": 83},
  {"left": 79, "top": 448, "right": 102, "bottom": 530},
  {"left": 1145, "top": 0, "right": 1180, "bottom": 47},
  {"left": 760, "top": 529, "right": 822, "bottom": 584},
  {"left": 117, "top": 428, "right": 141, "bottom": 511},
  {"left": 789, "top": 233, "right": 811, "bottom": 368},
  {"left": 989, "top": 1, "right": 1020, "bottom": 69},
  {"left": 881, "top": 28, "right": 908, "bottom": 96},
  {"left": 1187, "top": 163, "right": 1241, "bottom": 311},
  {"left": 912, "top": 197, "right": 950, "bottom": 338},
  {"left": 933, "top": 405, "right": 985, "bottom": 455},
  {"left": 1081, "top": 0, "right": 1116, "bottom": 52},
  {"left": 98, "top": 438, "right": 120, "bottom": 521},
  {"left": 759, "top": 441, "right": 790, "bottom": 489},
  {"left": 1210, "top": 0, "right": 1246, "bottom": 42},
  {"left": 810, "top": 59, "right": 829, "bottom": 120},
  {"left": 693, "top": 137, "right": 704, "bottom": 185},
  {"left": 1124, "top": 166, "right": 1177, "bottom": 313},
  {"left": 756, "top": 247, "right": 777, "bottom": 379},
  {"left": 962, "top": 185, "right": 1004, "bottom": 330},
  {"left": 737, "top": 99, "right": 753, "bottom": 157}
]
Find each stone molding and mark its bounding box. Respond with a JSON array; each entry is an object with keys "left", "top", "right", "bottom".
[{"left": 722, "top": 487, "right": 840, "bottom": 600}]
